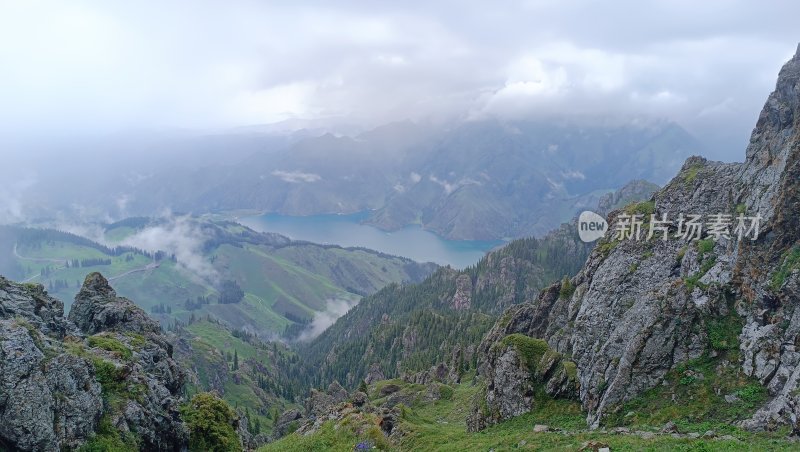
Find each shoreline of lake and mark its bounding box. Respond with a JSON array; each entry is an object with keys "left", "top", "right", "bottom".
[{"left": 237, "top": 212, "right": 503, "bottom": 269}]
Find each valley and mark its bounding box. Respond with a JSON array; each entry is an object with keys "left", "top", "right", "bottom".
[
  {"left": 0, "top": 3, "right": 798, "bottom": 449},
  {"left": 0, "top": 219, "right": 436, "bottom": 338}
]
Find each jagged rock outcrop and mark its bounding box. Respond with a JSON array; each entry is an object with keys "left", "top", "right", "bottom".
[
  {"left": 402, "top": 362, "right": 456, "bottom": 386},
  {"left": 274, "top": 409, "right": 303, "bottom": 438},
  {"left": 0, "top": 273, "right": 190, "bottom": 451},
  {"left": 466, "top": 334, "right": 578, "bottom": 431},
  {"left": 70, "top": 273, "right": 188, "bottom": 449},
  {"left": 365, "top": 363, "right": 386, "bottom": 384},
  {"left": 596, "top": 179, "right": 660, "bottom": 213},
  {"left": 0, "top": 277, "right": 102, "bottom": 451},
  {"left": 69, "top": 272, "right": 162, "bottom": 337},
  {"left": 471, "top": 44, "right": 800, "bottom": 431},
  {"left": 450, "top": 274, "right": 473, "bottom": 310}
]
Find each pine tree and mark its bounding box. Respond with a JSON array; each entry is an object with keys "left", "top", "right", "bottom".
[{"left": 233, "top": 349, "right": 239, "bottom": 371}]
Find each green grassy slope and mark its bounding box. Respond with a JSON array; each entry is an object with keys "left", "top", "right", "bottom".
[
  {"left": 296, "top": 224, "right": 592, "bottom": 389},
  {"left": 1, "top": 220, "right": 436, "bottom": 337},
  {"left": 262, "top": 375, "right": 794, "bottom": 452},
  {"left": 175, "top": 319, "right": 301, "bottom": 434}
]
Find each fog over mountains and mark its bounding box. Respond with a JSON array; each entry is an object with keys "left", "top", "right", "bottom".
[
  {"left": 4, "top": 118, "right": 695, "bottom": 240},
  {"left": 2, "top": 1, "right": 800, "bottom": 450}
]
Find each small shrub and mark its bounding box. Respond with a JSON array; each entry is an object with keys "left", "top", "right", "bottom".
[
  {"left": 677, "top": 246, "right": 687, "bottom": 258},
  {"left": 625, "top": 200, "right": 656, "bottom": 217},
  {"left": 596, "top": 239, "right": 618, "bottom": 259},
  {"left": 770, "top": 246, "right": 800, "bottom": 291},
  {"left": 736, "top": 384, "right": 765, "bottom": 405},
  {"left": 88, "top": 335, "right": 132, "bottom": 360},
  {"left": 438, "top": 384, "right": 454, "bottom": 400},
  {"left": 707, "top": 309, "right": 742, "bottom": 351},
  {"left": 697, "top": 239, "right": 714, "bottom": 260},
  {"left": 558, "top": 276, "right": 574, "bottom": 299},
  {"left": 500, "top": 334, "right": 550, "bottom": 375},
  {"left": 181, "top": 392, "right": 242, "bottom": 452},
  {"left": 683, "top": 163, "right": 703, "bottom": 185},
  {"left": 92, "top": 359, "right": 126, "bottom": 395},
  {"left": 78, "top": 415, "right": 138, "bottom": 452}
]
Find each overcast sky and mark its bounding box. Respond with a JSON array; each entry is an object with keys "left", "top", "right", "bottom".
[{"left": 0, "top": 0, "right": 798, "bottom": 160}]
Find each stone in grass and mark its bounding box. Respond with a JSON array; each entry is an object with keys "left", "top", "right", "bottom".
[
  {"left": 702, "top": 430, "right": 716, "bottom": 439},
  {"left": 637, "top": 431, "right": 656, "bottom": 440},
  {"left": 660, "top": 421, "right": 679, "bottom": 433},
  {"left": 533, "top": 424, "right": 550, "bottom": 433},
  {"left": 579, "top": 441, "right": 610, "bottom": 451}
]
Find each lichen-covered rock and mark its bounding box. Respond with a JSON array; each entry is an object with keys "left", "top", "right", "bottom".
[
  {"left": 0, "top": 279, "right": 103, "bottom": 452},
  {"left": 327, "top": 381, "right": 349, "bottom": 404},
  {"left": 274, "top": 409, "right": 303, "bottom": 438},
  {"left": 472, "top": 45, "right": 800, "bottom": 431},
  {"left": 450, "top": 274, "right": 473, "bottom": 310},
  {"left": 365, "top": 362, "right": 386, "bottom": 384},
  {"left": 72, "top": 273, "right": 188, "bottom": 450},
  {"left": 0, "top": 276, "right": 70, "bottom": 337},
  {"left": 69, "top": 272, "right": 162, "bottom": 337},
  {"left": 0, "top": 272, "right": 190, "bottom": 451},
  {"left": 467, "top": 334, "right": 578, "bottom": 432}
]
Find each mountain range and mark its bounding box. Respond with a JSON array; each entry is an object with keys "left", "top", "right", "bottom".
[
  {"left": 2, "top": 40, "right": 798, "bottom": 452},
  {"left": 14, "top": 118, "right": 697, "bottom": 241},
  {"left": 126, "top": 119, "right": 695, "bottom": 240}
]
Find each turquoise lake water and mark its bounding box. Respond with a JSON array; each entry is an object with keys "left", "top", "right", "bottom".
[{"left": 238, "top": 212, "right": 502, "bottom": 269}]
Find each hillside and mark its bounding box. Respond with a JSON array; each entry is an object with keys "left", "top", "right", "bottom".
[
  {"left": 257, "top": 44, "right": 800, "bottom": 452},
  {"left": 262, "top": 373, "right": 794, "bottom": 451},
  {"left": 466, "top": 44, "right": 800, "bottom": 433},
  {"left": 295, "top": 180, "right": 657, "bottom": 390},
  {"left": 172, "top": 318, "right": 302, "bottom": 440},
  {"left": 0, "top": 218, "right": 436, "bottom": 338}
]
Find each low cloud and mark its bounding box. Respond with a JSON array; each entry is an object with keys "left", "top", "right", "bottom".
[
  {"left": 297, "top": 296, "right": 359, "bottom": 341},
  {"left": 271, "top": 170, "right": 322, "bottom": 183},
  {"left": 120, "top": 215, "right": 217, "bottom": 282},
  {"left": 429, "top": 175, "right": 455, "bottom": 195},
  {"left": 0, "top": 174, "right": 36, "bottom": 224},
  {"left": 561, "top": 169, "right": 586, "bottom": 180}
]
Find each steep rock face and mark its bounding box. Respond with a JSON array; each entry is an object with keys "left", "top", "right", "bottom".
[
  {"left": 472, "top": 45, "right": 800, "bottom": 430},
  {"left": 0, "top": 273, "right": 189, "bottom": 451},
  {"left": 467, "top": 334, "right": 578, "bottom": 431},
  {"left": 0, "top": 277, "right": 103, "bottom": 451},
  {"left": 69, "top": 273, "right": 188, "bottom": 450},
  {"left": 69, "top": 272, "right": 162, "bottom": 337}
]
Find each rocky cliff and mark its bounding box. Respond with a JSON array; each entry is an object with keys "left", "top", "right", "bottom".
[
  {"left": 469, "top": 44, "right": 800, "bottom": 432},
  {"left": 0, "top": 272, "right": 188, "bottom": 451}
]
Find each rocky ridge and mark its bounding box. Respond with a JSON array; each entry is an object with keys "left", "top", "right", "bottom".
[
  {"left": 468, "top": 44, "right": 800, "bottom": 432},
  {"left": 0, "top": 273, "right": 191, "bottom": 451}
]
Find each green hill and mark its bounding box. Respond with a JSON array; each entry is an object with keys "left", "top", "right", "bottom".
[{"left": 0, "top": 218, "right": 436, "bottom": 338}]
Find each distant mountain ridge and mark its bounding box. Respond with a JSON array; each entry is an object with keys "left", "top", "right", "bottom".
[{"left": 120, "top": 118, "right": 697, "bottom": 240}]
